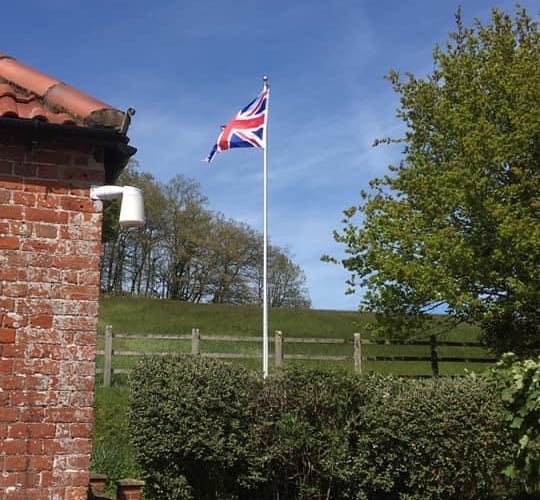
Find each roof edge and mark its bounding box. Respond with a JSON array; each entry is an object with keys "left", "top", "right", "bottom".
[
  {"left": 0, "top": 116, "right": 136, "bottom": 182},
  {"left": 0, "top": 53, "right": 129, "bottom": 133}
]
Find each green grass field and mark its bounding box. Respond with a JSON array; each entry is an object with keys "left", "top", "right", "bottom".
[
  {"left": 96, "top": 295, "right": 495, "bottom": 381},
  {"left": 98, "top": 294, "right": 369, "bottom": 337}
]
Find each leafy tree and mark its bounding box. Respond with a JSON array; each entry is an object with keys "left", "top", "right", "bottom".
[
  {"left": 101, "top": 166, "right": 311, "bottom": 308},
  {"left": 159, "top": 174, "right": 213, "bottom": 301},
  {"left": 267, "top": 247, "right": 311, "bottom": 308},
  {"left": 327, "top": 7, "right": 539, "bottom": 355},
  {"left": 101, "top": 161, "right": 163, "bottom": 294},
  {"left": 205, "top": 215, "right": 261, "bottom": 304}
]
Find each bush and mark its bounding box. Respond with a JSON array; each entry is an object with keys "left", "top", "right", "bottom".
[
  {"left": 250, "top": 367, "right": 368, "bottom": 499},
  {"left": 490, "top": 353, "right": 540, "bottom": 495},
  {"left": 129, "top": 358, "right": 513, "bottom": 499},
  {"left": 128, "top": 355, "right": 262, "bottom": 499},
  {"left": 253, "top": 371, "right": 512, "bottom": 499},
  {"left": 350, "top": 376, "right": 513, "bottom": 499}
]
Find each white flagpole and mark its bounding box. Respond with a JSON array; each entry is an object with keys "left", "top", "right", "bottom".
[{"left": 262, "top": 75, "right": 269, "bottom": 378}]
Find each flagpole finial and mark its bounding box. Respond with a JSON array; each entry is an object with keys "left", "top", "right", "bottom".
[{"left": 263, "top": 75, "right": 269, "bottom": 90}]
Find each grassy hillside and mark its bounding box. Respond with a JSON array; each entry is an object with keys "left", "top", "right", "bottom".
[
  {"left": 97, "top": 295, "right": 492, "bottom": 378},
  {"left": 98, "top": 294, "right": 369, "bottom": 338}
]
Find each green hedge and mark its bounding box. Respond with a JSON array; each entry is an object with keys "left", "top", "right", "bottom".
[
  {"left": 250, "top": 368, "right": 370, "bottom": 499},
  {"left": 349, "top": 376, "right": 512, "bottom": 499},
  {"left": 129, "top": 356, "right": 513, "bottom": 499},
  {"left": 128, "top": 355, "right": 262, "bottom": 499}
]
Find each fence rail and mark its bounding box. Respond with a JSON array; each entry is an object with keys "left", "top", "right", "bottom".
[{"left": 97, "top": 325, "right": 497, "bottom": 386}]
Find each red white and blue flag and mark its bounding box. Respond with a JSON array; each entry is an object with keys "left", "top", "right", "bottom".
[{"left": 204, "top": 88, "right": 269, "bottom": 163}]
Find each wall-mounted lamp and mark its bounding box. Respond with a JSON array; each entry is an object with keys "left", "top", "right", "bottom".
[{"left": 90, "top": 185, "right": 145, "bottom": 227}]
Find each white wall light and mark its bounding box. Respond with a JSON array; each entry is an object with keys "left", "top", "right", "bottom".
[{"left": 90, "top": 185, "right": 145, "bottom": 227}]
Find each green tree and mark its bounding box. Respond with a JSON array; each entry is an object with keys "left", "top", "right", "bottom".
[
  {"left": 101, "top": 166, "right": 312, "bottom": 308},
  {"left": 327, "top": 7, "right": 539, "bottom": 355},
  {"left": 101, "top": 162, "right": 168, "bottom": 296},
  {"left": 205, "top": 215, "right": 261, "bottom": 304},
  {"left": 160, "top": 174, "right": 213, "bottom": 301},
  {"left": 267, "top": 247, "right": 311, "bottom": 308}
]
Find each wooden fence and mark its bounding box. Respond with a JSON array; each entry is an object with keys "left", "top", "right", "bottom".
[{"left": 97, "top": 325, "right": 497, "bottom": 386}]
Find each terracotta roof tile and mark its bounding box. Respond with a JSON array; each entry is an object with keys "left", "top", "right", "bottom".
[
  {"left": 0, "top": 52, "right": 130, "bottom": 133},
  {"left": 0, "top": 55, "right": 57, "bottom": 96}
]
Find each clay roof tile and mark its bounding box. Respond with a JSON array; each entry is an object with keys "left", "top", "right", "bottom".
[
  {"left": 44, "top": 82, "right": 124, "bottom": 128},
  {"left": 0, "top": 52, "right": 129, "bottom": 133},
  {"left": 0, "top": 53, "right": 57, "bottom": 96},
  {"left": 0, "top": 95, "right": 18, "bottom": 117}
]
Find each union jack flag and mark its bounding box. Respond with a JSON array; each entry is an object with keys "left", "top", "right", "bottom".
[{"left": 204, "top": 88, "right": 269, "bottom": 163}]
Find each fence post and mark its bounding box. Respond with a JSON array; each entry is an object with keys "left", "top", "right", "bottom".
[
  {"left": 354, "top": 332, "right": 362, "bottom": 375},
  {"left": 430, "top": 335, "right": 439, "bottom": 377},
  {"left": 191, "top": 328, "right": 200, "bottom": 355},
  {"left": 274, "top": 330, "right": 283, "bottom": 370},
  {"left": 103, "top": 325, "right": 113, "bottom": 387}
]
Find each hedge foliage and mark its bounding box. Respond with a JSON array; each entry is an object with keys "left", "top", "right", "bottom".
[
  {"left": 491, "top": 353, "right": 540, "bottom": 492},
  {"left": 129, "top": 356, "right": 513, "bottom": 499},
  {"left": 128, "top": 355, "right": 262, "bottom": 499}
]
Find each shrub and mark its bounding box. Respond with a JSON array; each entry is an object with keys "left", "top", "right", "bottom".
[
  {"left": 253, "top": 371, "right": 512, "bottom": 499},
  {"left": 490, "top": 353, "right": 540, "bottom": 495},
  {"left": 350, "top": 375, "right": 513, "bottom": 499},
  {"left": 250, "top": 367, "right": 369, "bottom": 499},
  {"left": 128, "top": 355, "right": 262, "bottom": 500},
  {"left": 129, "top": 358, "right": 513, "bottom": 499}
]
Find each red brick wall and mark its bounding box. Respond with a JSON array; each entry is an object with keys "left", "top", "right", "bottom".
[{"left": 0, "top": 135, "right": 105, "bottom": 499}]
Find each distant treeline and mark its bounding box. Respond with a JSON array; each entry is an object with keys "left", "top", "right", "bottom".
[{"left": 100, "top": 162, "right": 311, "bottom": 307}]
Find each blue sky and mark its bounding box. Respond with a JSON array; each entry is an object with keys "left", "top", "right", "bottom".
[{"left": 3, "top": 0, "right": 536, "bottom": 310}]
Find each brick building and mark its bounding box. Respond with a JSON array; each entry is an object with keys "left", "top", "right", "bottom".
[{"left": 0, "top": 53, "right": 136, "bottom": 499}]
